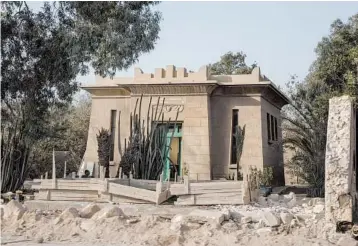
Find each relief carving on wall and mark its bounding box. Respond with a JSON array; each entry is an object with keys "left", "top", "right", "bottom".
[{"left": 152, "top": 104, "right": 184, "bottom": 113}]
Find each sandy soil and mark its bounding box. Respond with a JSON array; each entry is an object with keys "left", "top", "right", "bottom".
[{"left": 1, "top": 197, "right": 357, "bottom": 246}]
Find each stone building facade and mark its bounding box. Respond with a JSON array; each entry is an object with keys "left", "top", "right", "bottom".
[{"left": 81, "top": 65, "right": 289, "bottom": 182}]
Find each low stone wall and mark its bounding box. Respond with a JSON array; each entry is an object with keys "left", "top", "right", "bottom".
[{"left": 32, "top": 177, "right": 171, "bottom": 205}]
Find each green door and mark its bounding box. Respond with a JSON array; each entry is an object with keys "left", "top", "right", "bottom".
[{"left": 164, "top": 124, "right": 182, "bottom": 181}]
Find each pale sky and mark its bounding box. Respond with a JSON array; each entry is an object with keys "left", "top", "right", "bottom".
[{"left": 28, "top": 1, "right": 358, "bottom": 89}]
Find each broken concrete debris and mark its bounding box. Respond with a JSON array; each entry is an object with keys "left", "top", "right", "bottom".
[
  {"left": 59, "top": 207, "right": 79, "bottom": 220},
  {"left": 261, "top": 211, "right": 281, "bottom": 227},
  {"left": 91, "top": 206, "right": 125, "bottom": 220},
  {"left": 280, "top": 212, "right": 293, "bottom": 225},
  {"left": 79, "top": 203, "right": 101, "bottom": 218},
  {"left": 1, "top": 199, "right": 357, "bottom": 245},
  {"left": 187, "top": 209, "right": 226, "bottom": 225}
]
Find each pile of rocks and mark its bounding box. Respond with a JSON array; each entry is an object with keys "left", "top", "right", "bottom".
[{"left": 1, "top": 196, "right": 357, "bottom": 246}]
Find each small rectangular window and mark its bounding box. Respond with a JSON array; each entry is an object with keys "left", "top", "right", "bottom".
[
  {"left": 270, "top": 115, "right": 275, "bottom": 141},
  {"left": 230, "top": 109, "right": 239, "bottom": 164},
  {"left": 267, "top": 113, "right": 278, "bottom": 142},
  {"left": 274, "top": 117, "right": 278, "bottom": 141},
  {"left": 110, "top": 110, "right": 117, "bottom": 161},
  {"left": 267, "top": 113, "right": 271, "bottom": 142}
]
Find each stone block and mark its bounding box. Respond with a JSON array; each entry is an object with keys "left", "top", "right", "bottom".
[
  {"left": 92, "top": 206, "right": 125, "bottom": 220},
  {"left": 197, "top": 173, "right": 211, "bottom": 180},
  {"left": 187, "top": 209, "right": 226, "bottom": 224},
  {"left": 184, "top": 137, "right": 201, "bottom": 146},
  {"left": 79, "top": 203, "right": 101, "bottom": 218},
  {"left": 261, "top": 211, "right": 281, "bottom": 227},
  {"left": 280, "top": 212, "right": 293, "bottom": 225},
  {"left": 184, "top": 108, "right": 208, "bottom": 118},
  {"left": 241, "top": 216, "right": 252, "bottom": 224},
  {"left": 177, "top": 67, "right": 187, "bottom": 78},
  {"left": 196, "top": 155, "right": 211, "bottom": 164},
  {"left": 188, "top": 145, "right": 210, "bottom": 155},
  {"left": 313, "top": 204, "right": 325, "bottom": 214},
  {"left": 166, "top": 65, "right": 175, "bottom": 79},
  {"left": 59, "top": 207, "right": 79, "bottom": 220},
  {"left": 200, "top": 118, "right": 209, "bottom": 127},
  {"left": 154, "top": 68, "right": 164, "bottom": 79},
  {"left": 185, "top": 118, "right": 201, "bottom": 127},
  {"left": 189, "top": 164, "right": 210, "bottom": 174},
  {"left": 189, "top": 127, "right": 208, "bottom": 136}
]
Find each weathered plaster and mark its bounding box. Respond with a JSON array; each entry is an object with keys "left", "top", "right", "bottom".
[{"left": 325, "top": 95, "right": 356, "bottom": 222}]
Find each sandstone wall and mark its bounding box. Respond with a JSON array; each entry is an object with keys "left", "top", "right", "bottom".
[{"left": 209, "top": 96, "right": 264, "bottom": 179}]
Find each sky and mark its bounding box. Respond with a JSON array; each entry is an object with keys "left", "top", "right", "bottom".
[{"left": 28, "top": 1, "right": 358, "bottom": 89}]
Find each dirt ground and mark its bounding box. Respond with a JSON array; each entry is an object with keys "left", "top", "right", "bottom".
[{"left": 1, "top": 196, "right": 357, "bottom": 246}]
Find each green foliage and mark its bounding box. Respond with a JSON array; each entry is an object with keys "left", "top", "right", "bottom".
[
  {"left": 209, "top": 51, "right": 257, "bottom": 75},
  {"left": 27, "top": 94, "right": 91, "bottom": 179},
  {"left": 249, "top": 166, "right": 274, "bottom": 190},
  {"left": 282, "top": 77, "right": 338, "bottom": 194},
  {"left": 234, "top": 125, "right": 246, "bottom": 180},
  {"left": 313, "top": 13, "right": 358, "bottom": 94},
  {"left": 119, "top": 95, "right": 179, "bottom": 180},
  {"left": 1, "top": 1, "right": 161, "bottom": 191},
  {"left": 282, "top": 13, "right": 358, "bottom": 196},
  {"left": 96, "top": 128, "right": 111, "bottom": 178}
]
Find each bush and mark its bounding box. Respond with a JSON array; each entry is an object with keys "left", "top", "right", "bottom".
[{"left": 249, "top": 166, "right": 274, "bottom": 190}]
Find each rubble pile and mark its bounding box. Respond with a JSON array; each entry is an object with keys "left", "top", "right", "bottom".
[{"left": 1, "top": 194, "right": 357, "bottom": 246}]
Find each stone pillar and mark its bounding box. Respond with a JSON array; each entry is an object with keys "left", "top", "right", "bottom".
[
  {"left": 325, "top": 95, "right": 355, "bottom": 223},
  {"left": 182, "top": 95, "right": 211, "bottom": 180}
]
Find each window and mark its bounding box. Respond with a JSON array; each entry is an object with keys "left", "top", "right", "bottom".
[
  {"left": 109, "top": 110, "right": 117, "bottom": 161},
  {"left": 267, "top": 113, "right": 278, "bottom": 143},
  {"left": 230, "top": 109, "right": 239, "bottom": 164},
  {"left": 274, "top": 117, "right": 278, "bottom": 141},
  {"left": 267, "top": 113, "right": 271, "bottom": 142}
]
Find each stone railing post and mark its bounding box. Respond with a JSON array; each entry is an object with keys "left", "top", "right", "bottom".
[{"left": 52, "top": 149, "right": 57, "bottom": 189}]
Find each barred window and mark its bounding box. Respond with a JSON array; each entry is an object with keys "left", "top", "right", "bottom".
[{"left": 267, "top": 113, "right": 278, "bottom": 143}]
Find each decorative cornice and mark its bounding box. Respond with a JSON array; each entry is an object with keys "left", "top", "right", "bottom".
[
  {"left": 118, "top": 83, "right": 218, "bottom": 95},
  {"left": 82, "top": 87, "right": 131, "bottom": 96},
  {"left": 212, "top": 84, "right": 289, "bottom": 109}
]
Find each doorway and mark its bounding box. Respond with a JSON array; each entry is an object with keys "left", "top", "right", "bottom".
[{"left": 164, "top": 123, "right": 182, "bottom": 181}]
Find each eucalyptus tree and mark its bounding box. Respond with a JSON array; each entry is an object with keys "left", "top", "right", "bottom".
[
  {"left": 209, "top": 51, "right": 257, "bottom": 75},
  {"left": 1, "top": 1, "right": 162, "bottom": 192},
  {"left": 282, "top": 13, "right": 357, "bottom": 196}
]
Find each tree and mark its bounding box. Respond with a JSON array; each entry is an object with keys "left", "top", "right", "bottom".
[
  {"left": 312, "top": 13, "right": 358, "bottom": 93},
  {"left": 282, "top": 77, "right": 339, "bottom": 196},
  {"left": 283, "top": 13, "right": 358, "bottom": 197},
  {"left": 209, "top": 51, "right": 257, "bottom": 75},
  {"left": 27, "top": 93, "right": 92, "bottom": 179},
  {"left": 1, "top": 1, "right": 162, "bottom": 192}
]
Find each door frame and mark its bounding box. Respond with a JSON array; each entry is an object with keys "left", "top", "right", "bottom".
[{"left": 164, "top": 124, "right": 182, "bottom": 181}]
